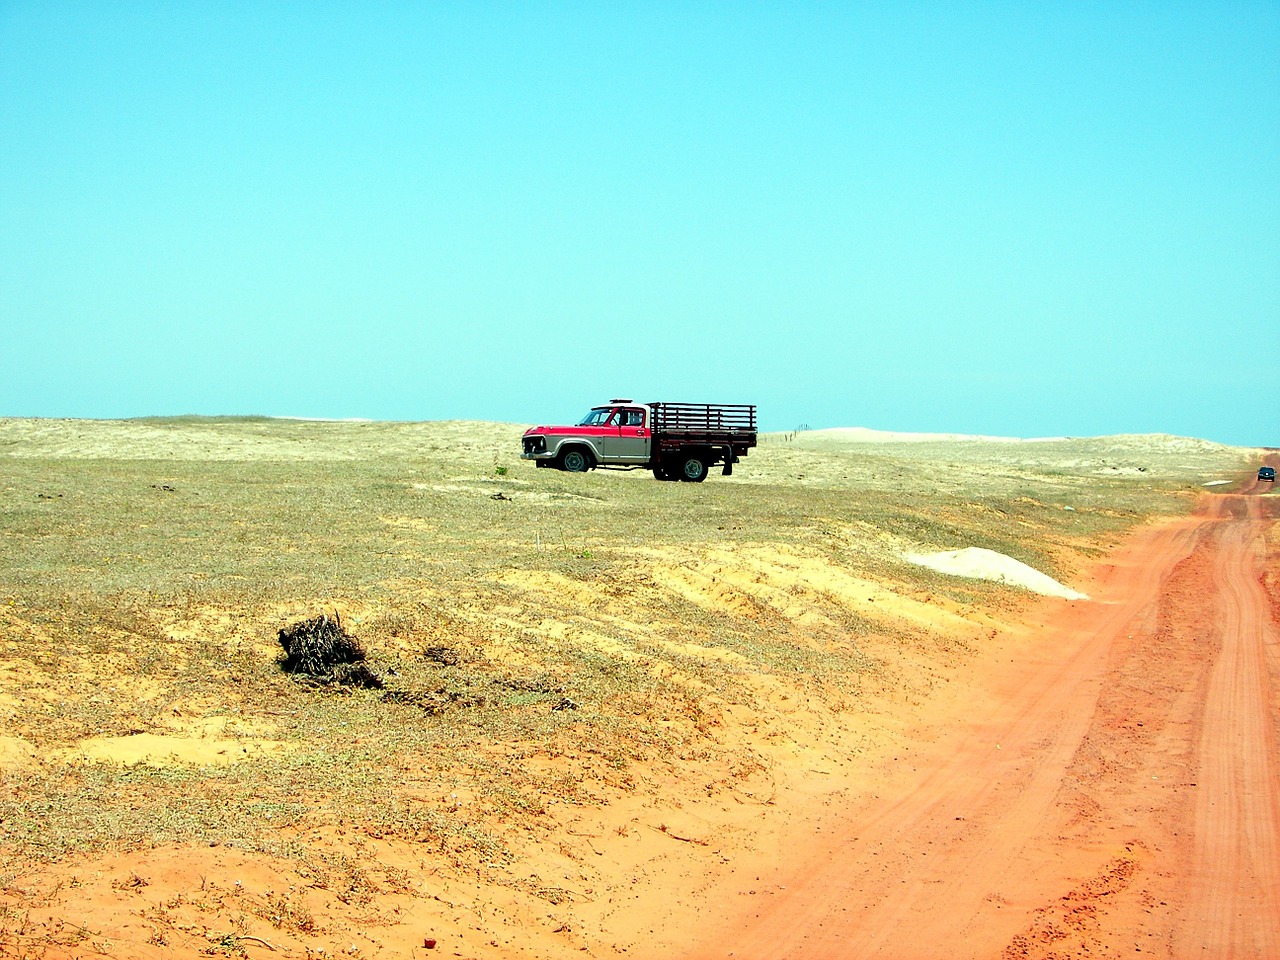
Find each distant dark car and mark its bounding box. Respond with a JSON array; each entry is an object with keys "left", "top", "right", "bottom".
[{"left": 1260, "top": 466, "right": 1276, "bottom": 482}]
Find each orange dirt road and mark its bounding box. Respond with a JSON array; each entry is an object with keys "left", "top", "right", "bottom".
[{"left": 681, "top": 485, "right": 1280, "bottom": 960}]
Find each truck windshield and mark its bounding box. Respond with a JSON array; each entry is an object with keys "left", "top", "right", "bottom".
[{"left": 578, "top": 409, "right": 613, "bottom": 426}]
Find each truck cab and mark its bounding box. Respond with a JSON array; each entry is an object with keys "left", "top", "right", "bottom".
[
  {"left": 577, "top": 402, "right": 652, "bottom": 464},
  {"left": 522, "top": 400, "right": 652, "bottom": 472}
]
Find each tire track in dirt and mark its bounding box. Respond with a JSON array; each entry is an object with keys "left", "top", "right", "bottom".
[
  {"left": 1174, "top": 494, "right": 1280, "bottom": 957},
  {"left": 680, "top": 515, "right": 1204, "bottom": 959},
  {"left": 679, "top": 487, "right": 1280, "bottom": 960}
]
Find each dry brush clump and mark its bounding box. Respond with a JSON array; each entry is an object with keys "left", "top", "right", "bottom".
[{"left": 277, "top": 613, "right": 382, "bottom": 689}]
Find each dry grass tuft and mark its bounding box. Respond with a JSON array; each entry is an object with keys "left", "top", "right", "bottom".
[{"left": 277, "top": 612, "right": 381, "bottom": 688}]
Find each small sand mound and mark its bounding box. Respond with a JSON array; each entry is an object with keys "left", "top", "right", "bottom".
[{"left": 905, "top": 548, "right": 1088, "bottom": 600}]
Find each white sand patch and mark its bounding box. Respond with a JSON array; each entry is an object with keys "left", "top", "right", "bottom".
[
  {"left": 807, "top": 426, "right": 1064, "bottom": 443},
  {"left": 905, "top": 547, "right": 1088, "bottom": 600},
  {"left": 1203, "top": 479, "right": 1232, "bottom": 486}
]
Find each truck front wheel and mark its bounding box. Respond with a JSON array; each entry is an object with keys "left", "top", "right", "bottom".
[
  {"left": 679, "top": 455, "right": 709, "bottom": 483},
  {"left": 558, "top": 448, "right": 593, "bottom": 473}
]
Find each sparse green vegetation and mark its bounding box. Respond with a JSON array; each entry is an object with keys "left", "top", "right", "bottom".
[{"left": 0, "top": 417, "right": 1254, "bottom": 873}]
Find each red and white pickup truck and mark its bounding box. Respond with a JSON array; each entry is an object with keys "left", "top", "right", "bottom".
[{"left": 521, "top": 400, "right": 757, "bottom": 482}]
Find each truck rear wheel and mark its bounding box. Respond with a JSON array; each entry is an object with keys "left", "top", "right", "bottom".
[
  {"left": 679, "top": 455, "right": 709, "bottom": 483},
  {"left": 559, "top": 448, "right": 593, "bottom": 472}
]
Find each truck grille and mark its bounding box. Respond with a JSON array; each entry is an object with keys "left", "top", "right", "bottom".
[{"left": 523, "top": 436, "right": 547, "bottom": 455}]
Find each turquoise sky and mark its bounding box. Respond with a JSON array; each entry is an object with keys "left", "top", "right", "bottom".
[{"left": 2, "top": 3, "right": 1277, "bottom": 445}]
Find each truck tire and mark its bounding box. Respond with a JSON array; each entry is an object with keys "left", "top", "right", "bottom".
[
  {"left": 678, "top": 455, "right": 709, "bottom": 483},
  {"left": 559, "top": 448, "right": 593, "bottom": 472}
]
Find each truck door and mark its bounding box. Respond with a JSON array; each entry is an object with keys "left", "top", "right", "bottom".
[{"left": 601, "top": 407, "right": 651, "bottom": 463}]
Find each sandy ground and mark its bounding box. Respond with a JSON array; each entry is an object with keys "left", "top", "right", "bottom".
[
  {"left": 674, "top": 472, "right": 1280, "bottom": 960},
  {"left": 0, "top": 421, "right": 1275, "bottom": 959}
]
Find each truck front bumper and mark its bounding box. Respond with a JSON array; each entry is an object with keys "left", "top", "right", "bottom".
[{"left": 522, "top": 436, "right": 552, "bottom": 460}]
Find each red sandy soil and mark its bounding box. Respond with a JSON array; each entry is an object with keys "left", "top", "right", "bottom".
[
  {"left": 3, "top": 475, "right": 1276, "bottom": 960},
  {"left": 675, "top": 480, "right": 1280, "bottom": 960}
]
